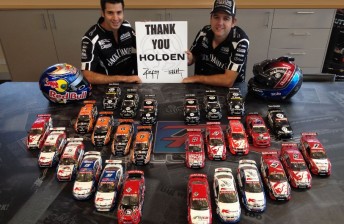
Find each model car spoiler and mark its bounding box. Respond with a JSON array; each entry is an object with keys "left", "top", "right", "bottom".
[
  {"left": 105, "top": 159, "right": 122, "bottom": 165},
  {"left": 37, "top": 114, "right": 51, "bottom": 118},
  {"left": 84, "top": 151, "right": 102, "bottom": 157},
  {"left": 137, "top": 125, "right": 152, "bottom": 131},
  {"left": 50, "top": 127, "right": 66, "bottom": 133},
  {"left": 239, "top": 159, "right": 256, "bottom": 165},
  {"left": 261, "top": 151, "right": 279, "bottom": 158},
  {"left": 206, "top": 121, "right": 221, "bottom": 125},
  {"left": 118, "top": 119, "right": 134, "bottom": 124},
  {"left": 83, "top": 100, "right": 96, "bottom": 105},
  {"left": 215, "top": 167, "right": 232, "bottom": 174},
  {"left": 99, "top": 111, "right": 114, "bottom": 116},
  {"left": 127, "top": 170, "right": 144, "bottom": 178},
  {"left": 187, "top": 128, "right": 202, "bottom": 133},
  {"left": 189, "top": 173, "right": 207, "bottom": 179},
  {"left": 301, "top": 132, "right": 318, "bottom": 136},
  {"left": 66, "top": 137, "right": 84, "bottom": 143},
  {"left": 248, "top": 112, "right": 259, "bottom": 115},
  {"left": 227, "top": 116, "right": 241, "bottom": 120}
]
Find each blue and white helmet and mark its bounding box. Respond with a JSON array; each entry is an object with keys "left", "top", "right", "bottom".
[
  {"left": 248, "top": 57, "right": 303, "bottom": 101},
  {"left": 39, "top": 63, "right": 92, "bottom": 103}
]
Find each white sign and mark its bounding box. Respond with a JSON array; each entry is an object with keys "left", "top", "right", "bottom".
[{"left": 135, "top": 21, "right": 188, "bottom": 83}]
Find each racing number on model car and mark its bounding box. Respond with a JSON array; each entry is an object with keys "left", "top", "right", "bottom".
[
  {"left": 270, "top": 162, "right": 279, "bottom": 168},
  {"left": 139, "top": 134, "right": 145, "bottom": 139},
  {"left": 276, "top": 113, "right": 284, "bottom": 119},
  {"left": 192, "top": 137, "right": 198, "bottom": 142},
  {"left": 293, "top": 153, "right": 299, "bottom": 159},
  {"left": 213, "top": 131, "right": 219, "bottom": 136},
  {"left": 313, "top": 143, "right": 320, "bottom": 148}
]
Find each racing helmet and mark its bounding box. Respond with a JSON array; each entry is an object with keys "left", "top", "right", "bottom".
[
  {"left": 248, "top": 56, "right": 303, "bottom": 100},
  {"left": 39, "top": 63, "right": 92, "bottom": 103}
]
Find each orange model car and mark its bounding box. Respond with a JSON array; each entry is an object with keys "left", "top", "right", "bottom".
[
  {"left": 111, "top": 119, "right": 134, "bottom": 156},
  {"left": 91, "top": 111, "right": 114, "bottom": 147},
  {"left": 130, "top": 126, "right": 153, "bottom": 165},
  {"left": 74, "top": 100, "right": 98, "bottom": 134}
]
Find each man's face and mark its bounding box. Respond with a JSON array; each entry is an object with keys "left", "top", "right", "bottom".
[
  {"left": 101, "top": 2, "right": 124, "bottom": 31},
  {"left": 210, "top": 11, "right": 236, "bottom": 39}
]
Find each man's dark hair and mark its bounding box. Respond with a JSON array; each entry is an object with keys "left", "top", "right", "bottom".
[{"left": 100, "top": 0, "right": 124, "bottom": 11}]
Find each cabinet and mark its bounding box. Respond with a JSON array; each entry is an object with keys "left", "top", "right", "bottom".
[
  {"left": 268, "top": 9, "right": 336, "bottom": 75},
  {"left": 236, "top": 9, "right": 273, "bottom": 80},
  {"left": 0, "top": 10, "right": 99, "bottom": 81}
]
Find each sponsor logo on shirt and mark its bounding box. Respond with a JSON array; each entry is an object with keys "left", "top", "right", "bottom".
[
  {"left": 120, "top": 32, "right": 131, "bottom": 41},
  {"left": 98, "top": 39, "right": 112, "bottom": 49}
]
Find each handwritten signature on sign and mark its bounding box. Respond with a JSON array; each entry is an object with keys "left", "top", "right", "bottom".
[
  {"left": 166, "top": 68, "right": 185, "bottom": 78},
  {"left": 143, "top": 68, "right": 159, "bottom": 79}
]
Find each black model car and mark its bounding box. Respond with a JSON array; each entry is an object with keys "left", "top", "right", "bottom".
[
  {"left": 103, "top": 83, "right": 121, "bottom": 110},
  {"left": 140, "top": 95, "right": 158, "bottom": 125},
  {"left": 184, "top": 94, "right": 200, "bottom": 125},
  {"left": 227, "top": 87, "right": 245, "bottom": 116},
  {"left": 204, "top": 90, "right": 222, "bottom": 121},
  {"left": 267, "top": 105, "right": 293, "bottom": 139},
  {"left": 120, "top": 89, "right": 139, "bottom": 118}
]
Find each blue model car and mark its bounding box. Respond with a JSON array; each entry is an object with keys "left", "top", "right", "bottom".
[{"left": 236, "top": 160, "right": 266, "bottom": 213}]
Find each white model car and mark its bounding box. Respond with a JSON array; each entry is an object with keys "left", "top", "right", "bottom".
[
  {"left": 214, "top": 168, "right": 241, "bottom": 223},
  {"left": 56, "top": 138, "right": 85, "bottom": 181},
  {"left": 94, "top": 160, "right": 123, "bottom": 211}
]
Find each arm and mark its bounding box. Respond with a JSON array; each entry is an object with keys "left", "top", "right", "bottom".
[
  {"left": 182, "top": 69, "right": 238, "bottom": 88},
  {"left": 83, "top": 70, "right": 141, "bottom": 85}
]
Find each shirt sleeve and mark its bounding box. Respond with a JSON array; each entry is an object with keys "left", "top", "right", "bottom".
[
  {"left": 227, "top": 38, "right": 249, "bottom": 73},
  {"left": 190, "top": 27, "right": 208, "bottom": 56},
  {"left": 81, "top": 34, "right": 100, "bottom": 71}
]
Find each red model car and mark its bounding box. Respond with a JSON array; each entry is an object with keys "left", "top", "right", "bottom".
[
  {"left": 27, "top": 114, "right": 52, "bottom": 150},
  {"left": 185, "top": 129, "right": 205, "bottom": 168},
  {"left": 205, "top": 122, "right": 226, "bottom": 160},
  {"left": 38, "top": 127, "right": 67, "bottom": 167},
  {"left": 260, "top": 152, "right": 291, "bottom": 201},
  {"left": 226, "top": 117, "right": 249, "bottom": 155},
  {"left": 280, "top": 143, "right": 312, "bottom": 189},
  {"left": 299, "top": 132, "right": 331, "bottom": 176},
  {"left": 117, "top": 170, "right": 145, "bottom": 224},
  {"left": 187, "top": 174, "right": 212, "bottom": 224},
  {"left": 245, "top": 112, "right": 270, "bottom": 147}
]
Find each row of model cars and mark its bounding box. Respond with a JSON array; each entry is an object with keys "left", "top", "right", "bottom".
[
  {"left": 101, "top": 83, "right": 158, "bottom": 124},
  {"left": 27, "top": 114, "right": 154, "bottom": 166},
  {"left": 184, "top": 88, "right": 245, "bottom": 125}
]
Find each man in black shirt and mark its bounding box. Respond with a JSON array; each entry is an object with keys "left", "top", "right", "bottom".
[
  {"left": 81, "top": 0, "right": 141, "bottom": 84},
  {"left": 182, "top": 0, "right": 249, "bottom": 87}
]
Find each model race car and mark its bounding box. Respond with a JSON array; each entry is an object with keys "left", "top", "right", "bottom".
[
  {"left": 237, "top": 160, "right": 266, "bottom": 213},
  {"left": 130, "top": 126, "right": 153, "bottom": 165},
  {"left": 184, "top": 94, "right": 200, "bottom": 125},
  {"left": 226, "top": 117, "right": 249, "bottom": 155},
  {"left": 245, "top": 112, "right": 271, "bottom": 147},
  {"left": 94, "top": 160, "right": 123, "bottom": 212},
  {"left": 103, "top": 83, "right": 121, "bottom": 110},
  {"left": 73, "top": 151, "right": 102, "bottom": 200},
  {"left": 299, "top": 132, "right": 331, "bottom": 176},
  {"left": 227, "top": 88, "right": 245, "bottom": 116},
  {"left": 140, "top": 95, "right": 158, "bottom": 125},
  {"left": 187, "top": 173, "right": 212, "bottom": 224},
  {"left": 185, "top": 129, "right": 205, "bottom": 168},
  {"left": 27, "top": 114, "right": 53, "bottom": 150},
  {"left": 117, "top": 170, "right": 145, "bottom": 224},
  {"left": 91, "top": 111, "right": 114, "bottom": 147},
  {"left": 120, "top": 89, "right": 139, "bottom": 118},
  {"left": 38, "top": 127, "right": 67, "bottom": 168},
  {"left": 205, "top": 122, "right": 227, "bottom": 160},
  {"left": 213, "top": 168, "right": 241, "bottom": 223},
  {"left": 260, "top": 152, "right": 291, "bottom": 201},
  {"left": 111, "top": 119, "right": 134, "bottom": 156},
  {"left": 74, "top": 100, "right": 98, "bottom": 134},
  {"left": 204, "top": 90, "right": 222, "bottom": 120},
  {"left": 267, "top": 105, "right": 293, "bottom": 139},
  {"left": 56, "top": 138, "right": 85, "bottom": 181},
  {"left": 280, "top": 143, "right": 312, "bottom": 189}
]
